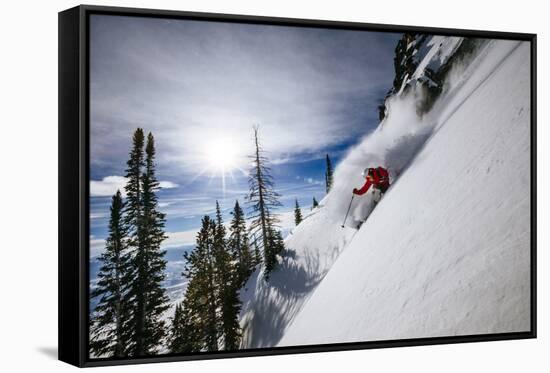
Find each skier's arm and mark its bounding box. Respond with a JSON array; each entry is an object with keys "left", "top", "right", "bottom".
[{"left": 353, "top": 179, "right": 372, "bottom": 195}]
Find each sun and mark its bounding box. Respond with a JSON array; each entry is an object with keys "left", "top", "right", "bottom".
[
  {"left": 206, "top": 138, "right": 239, "bottom": 172},
  {"left": 193, "top": 135, "right": 249, "bottom": 195}
]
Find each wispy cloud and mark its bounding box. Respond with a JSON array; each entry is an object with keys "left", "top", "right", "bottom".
[
  {"left": 88, "top": 15, "right": 400, "bottom": 254},
  {"left": 90, "top": 175, "right": 178, "bottom": 197},
  {"left": 163, "top": 230, "right": 198, "bottom": 249},
  {"left": 90, "top": 212, "right": 107, "bottom": 220},
  {"left": 158, "top": 201, "right": 175, "bottom": 208},
  {"left": 89, "top": 15, "right": 399, "bottom": 176},
  {"left": 159, "top": 181, "right": 179, "bottom": 189}
]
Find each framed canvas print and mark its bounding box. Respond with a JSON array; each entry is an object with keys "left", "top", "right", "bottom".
[{"left": 58, "top": 5, "right": 537, "bottom": 367}]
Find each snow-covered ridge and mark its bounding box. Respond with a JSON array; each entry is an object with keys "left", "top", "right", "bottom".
[{"left": 239, "top": 36, "right": 530, "bottom": 348}]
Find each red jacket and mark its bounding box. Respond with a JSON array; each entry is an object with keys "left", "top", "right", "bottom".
[{"left": 353, "top": 167, "right": 389, "bottom": 195}]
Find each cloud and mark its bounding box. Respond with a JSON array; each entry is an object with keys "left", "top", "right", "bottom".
[
  {"left": 158, "top": 201, "right": 175, "bottom": 208},
  {"left": 163, "top": 230, "right": 198, "bottom": 249},
  {"left": 87, "top": 16, "right": 400, "bottom": 249},
  {"left": 90, "top": 175, "right": 178, "bottom": 197},
  {"left": 159, "top": 181, "right": 178, "bottom": 189},
  {"left": 90, "top": 175, "right": 127, "bottom": 197},
  {"left": 89, "top": 15, "right": 400, "bottom": 175}
]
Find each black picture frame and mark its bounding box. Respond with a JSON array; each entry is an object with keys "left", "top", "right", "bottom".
[{"left": 58, "top": 4, "right": 537, "bottom": 368}]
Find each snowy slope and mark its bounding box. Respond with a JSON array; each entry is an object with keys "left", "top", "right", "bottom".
[
  {"left": 238, "top": 34, "right": 485, "bottom": 349},
  {"left": 239, "top": 208, "right": 357, "bottom": 347},
  {"left": 278, "top": 40, "right": 531, "bottom": 346}
]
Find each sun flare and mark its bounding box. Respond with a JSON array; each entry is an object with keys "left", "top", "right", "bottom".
[
  {"left": 206, "top": 138, "right": 239, "bottom": 171},
  {"left": 192, "top": 135, "right": 249, "bottom": 195}
]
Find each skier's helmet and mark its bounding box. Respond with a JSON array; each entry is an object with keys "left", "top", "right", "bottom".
[{"left": 362, "top": 167, "right": 374, "bottom": 178}]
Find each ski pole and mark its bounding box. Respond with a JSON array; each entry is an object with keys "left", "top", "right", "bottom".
[{"left": 341, "top": 194, "right": 355, "bottom": 228}]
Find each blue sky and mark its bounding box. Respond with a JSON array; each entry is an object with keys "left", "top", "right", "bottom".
[{"left": 89, "top": 14, "right": 400, "bottom": 257}]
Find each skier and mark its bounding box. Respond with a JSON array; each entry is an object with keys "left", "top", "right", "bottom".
[
  {"left": 341, "top": 166, "right": 391, "bottom": 229},
  {"left": 353, "top": 166, "right": 390, "bottom": 206}
]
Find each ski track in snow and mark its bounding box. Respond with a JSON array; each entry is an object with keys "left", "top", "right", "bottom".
[{"left": 278, "top": 40, "right": 531, "bottom": 346}]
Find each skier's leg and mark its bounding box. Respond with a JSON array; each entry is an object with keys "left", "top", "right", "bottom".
[
  {"left": 358, "top": 190, "right": 380, "bottom": 229},
  {"left": 373, "top": 188, "right": 381, "bottom": 206}
]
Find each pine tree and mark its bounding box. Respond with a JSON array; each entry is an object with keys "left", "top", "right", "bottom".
[
  {"left": 312, "top": 197, "right": 319, "bottom": 209},
  {"left": 246, "top": 126, "right": 284, "bottom": 279},
  {"left": 325, "top": 154, "right": 334, "bottom": 193},
  {"left": 220, "top": 277, "right": 242, "bottom": 351},
  {"left": 124, "top": 130, "right": 169, "bottom": 356},
  {"left": 213, "top": 202, "right": 230, "bottom": 346},
  {"left": 123, "top": 128, "right": 145, "bottom": 262},
  {"left": 267, "top": 227, "right": 285, "bottom": 260},
  {"left": 213, "top": 202, "right": 242, "bottom": 351},
  {"left": 121, "top": 128, "right": 145, "bottom": 354},
  {"left": 90, "top": 190, "right": 131, "bottom": 358},
  {"left": 181, "top": 215, "right": 219, "bottom": 351},
  {"left": 228, "top": 200, "right": 254, "bottom": 285},
  {"left": 168, "top": 303, "right": 197, "bottom": 353},
  {"left": 251, "top": 233, "right": 262, "bottom": 266},
  {"left": 294, "top": 199, "right": 303, "bottom": 226}
]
